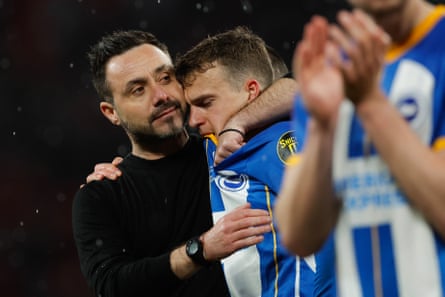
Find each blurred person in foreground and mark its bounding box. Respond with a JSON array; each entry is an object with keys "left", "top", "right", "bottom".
[
  {"left": 275, "top": 1, "right": 445, "bottom": 296},
  {"left": 72, "top": 29, "right": 296, "bottom": 297}
]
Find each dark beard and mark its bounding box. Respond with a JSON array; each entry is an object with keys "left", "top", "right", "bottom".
[
  {"left": 120, "top": 102, "right": 187, "bottom": 147},
  {"left": 131, "top": 120, "right": 185, "bottom": 145}
]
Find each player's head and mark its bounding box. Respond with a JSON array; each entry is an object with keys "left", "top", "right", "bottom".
[
  {"left": 87, "top": 30, "right": 187, "bottom": 144},
  {"left": 175, "top": 26, "right": 274, "bottom": 136}
]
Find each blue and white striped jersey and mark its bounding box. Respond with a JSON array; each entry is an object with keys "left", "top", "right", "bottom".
[
  {"left": 204, "top": 121, "right": 316, "bottom": 297},
  {"left": 292, "top": 5, "right": 445, "bottom": 297}
]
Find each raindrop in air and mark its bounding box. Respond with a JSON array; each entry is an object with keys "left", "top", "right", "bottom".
[
  {"left": 69, "top": 63, "right": 74, "bottom": 68},
  {"left": 57, "top": 193, "right": 67, "bottom": 202},
  {"left": 12, "top": 131, "right": 16, "bottom": 136},
  {"left": 17, "top": 106, "right": 22, "bottom": 112},
  {"left": 139, "top": 20, "right": 148, "bottom": 29},
  {"left": 240, "top": 0, "right": 253, "bottom": 13},
  {"left": 35, "top": 209, "right": 39, "bottom": 214},
  {"left": 19, "top": 221, "right": 24, "bottom": 227},
  {"left": 0, "top": 58, "right": 10, "bottom": 70},
  {"left": 134, "top": 0, "right": 143, "bottom": 9},
  {"left": 96, "top": 238, "right": 103, "bottom": 247}
]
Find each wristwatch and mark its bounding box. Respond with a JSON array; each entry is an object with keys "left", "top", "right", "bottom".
[{"left": 185, "top": 236, "right": 211, "bottom": 266}]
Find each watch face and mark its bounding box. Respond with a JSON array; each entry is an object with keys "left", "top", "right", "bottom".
[{"left": 189, "top": 241, "right": 199, "bottom": 254}]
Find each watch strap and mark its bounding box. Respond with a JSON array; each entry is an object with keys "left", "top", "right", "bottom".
[{"left": 185, "top": 236, "right": 212, "bottom": 266}]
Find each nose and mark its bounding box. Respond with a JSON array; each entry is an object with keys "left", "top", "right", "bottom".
[
  {"left": 188, "top": 106, "right": 205, "bottom": 129},
  {"left": 152, "top": 85, "right": 169, "bottom": 106}
]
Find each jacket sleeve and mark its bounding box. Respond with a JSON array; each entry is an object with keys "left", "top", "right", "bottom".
[{"left": 71, "top": 182, "right": 182, "bottom": 297}]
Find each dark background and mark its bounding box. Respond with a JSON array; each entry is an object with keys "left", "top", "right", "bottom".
[{"left": 1, "top": 0, "right": 443, "bottom": 296}]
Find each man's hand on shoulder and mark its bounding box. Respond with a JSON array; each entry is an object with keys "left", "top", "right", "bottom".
[{"left": 79, "top": 156, "right": 123, "bottom": 188}]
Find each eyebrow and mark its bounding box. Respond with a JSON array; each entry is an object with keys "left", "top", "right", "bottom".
[{"left": 122, "top": 64, "right": 174, "bottom": 96}]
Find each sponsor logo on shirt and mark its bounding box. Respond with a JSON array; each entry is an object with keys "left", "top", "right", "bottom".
[{"left": 277, "top": 131, "right": 297, "bottom": 164}]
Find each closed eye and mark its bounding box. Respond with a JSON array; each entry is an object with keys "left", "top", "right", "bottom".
[
  {"left": 132, "top": 86, "right": 145, "bottom": 96},
  {"left": 192, "top": 97, "right": 213, "bottom": 109}
]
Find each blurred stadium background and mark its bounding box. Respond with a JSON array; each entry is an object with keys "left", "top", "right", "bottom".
[{"left": 1, "top": 0, "right": 444, "bottom": 296}]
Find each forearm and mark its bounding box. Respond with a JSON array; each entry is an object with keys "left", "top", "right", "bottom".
[
  {"left": 170, "top": 244, "right": 202, "bottom": 279},
  {"left": 225, "top": 77, "right": 297, "bottom": 134},
  {"left": 357, "top": 90, "right": 445, "bottom": 238},
  {"left": 276, "top": 119, "right": 340, "bottom": 256}
]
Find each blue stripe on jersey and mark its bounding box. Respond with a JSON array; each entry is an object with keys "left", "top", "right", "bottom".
[
  {"left": 379, "top": 225, "right": 398, "bottom": 297},
  {"left": 260, "top": 185, "right": 280, "bottom": 296},
  {"left": 314, "top": 234, "right": 336, "bottom": 297},
  {"left": 436, "top": 234, "right": 445, "bottom": 294},
  {"left": 353, "top": 225, "right": 399, "bottom": 297},
  {"left": 353, "top": 226, "right": 376, "bottom": 297}
]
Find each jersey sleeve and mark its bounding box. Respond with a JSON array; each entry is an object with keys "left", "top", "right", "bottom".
[{"left": 291, "top": 93, "right": 309, "bottom": 154}]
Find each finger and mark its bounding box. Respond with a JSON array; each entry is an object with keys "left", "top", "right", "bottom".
[
  {"left": 94, "top": 163, "right": 121, "bottom": 178},
  {"left": 311, "top": 16, "right": 329, "bottom": 57},
  {"left": 354, "top": 9, "right": 390, "bottom": 45},
  {"left": 112, "top": 156, "right": 124, "bottom": 166},
  {"left": 231, "top": 234, "right": 266, "bottom": 250},
  {"left": 232, "top": 215, "right": 272, "bottom": 232},
  {"left": 336, "top": 10, "right": 376, "bottom": 78},
  {"left": 227, "top": 204, "right": 272, "bottom": 219},
  {"left": 91, "top": 168, "right": 118, "bottom": 180},
  {"left": 325, "top": 41, "right": 342, "bottom": 69},
  {"left": 329, "top": 24, "right": 355, "bottom": 82},
  {"left": 354, "top": 10, "right": 389, "bottom": 65},
  {"left": 349, "top": 10, "right": 376, "bottom": 73},
  {"left": 86, "top": 173, "right": 105, "bottom": 184}
]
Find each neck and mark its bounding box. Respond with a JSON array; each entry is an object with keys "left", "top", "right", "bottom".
[
  {"left": 372, "top": 0, "right": 434, "bottom": 44},
  {"left": 131, "top": 129, "right": 189, "bottom": 160}
]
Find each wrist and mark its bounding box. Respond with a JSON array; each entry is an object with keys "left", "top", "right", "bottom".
[
  {"left": 218, "top": 128, "right": 245, "bottom": 138},
  {"left": 185, "top": 236, "right": 213, "bottom": 267},
  {"left": 355, "top": 88, "right": 387, "bottom": 120}
]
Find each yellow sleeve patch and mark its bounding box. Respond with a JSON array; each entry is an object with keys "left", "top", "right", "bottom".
[
  {"left": 286, "top": 154, "right": 302, "bottom": 167},
  {"left": 433, "top": 137, "right": 445, "bottom": 152}
]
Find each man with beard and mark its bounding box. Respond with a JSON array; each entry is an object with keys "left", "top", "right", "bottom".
[
  {"left": 72, "top": 30, "right": 295, "bottom": 297},
  {"left": 275, "top": 0, "right": 445, "bottom": 296}
]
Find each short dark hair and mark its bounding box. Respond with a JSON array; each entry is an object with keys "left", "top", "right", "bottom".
[
  {"left": 266, "top": 44, "right": 289, "bottom": 80},
  {"left": 175, "top": 26, "right": 273, "bottom": 91},
  {"left": 87, "top": 30, "right": 169, "bottom": 102}
]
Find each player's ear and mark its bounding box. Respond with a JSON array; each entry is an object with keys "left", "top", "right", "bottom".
[
  {"left": 100, "top": 101, "right": 121, "bottom": 126},
  {"left": 245, "top": 79, "right": 261, "bottom": 102}
]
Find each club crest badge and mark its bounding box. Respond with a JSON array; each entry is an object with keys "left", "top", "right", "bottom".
[{"left": 215, "top": 172, "right": 248, "bottom": 192}]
